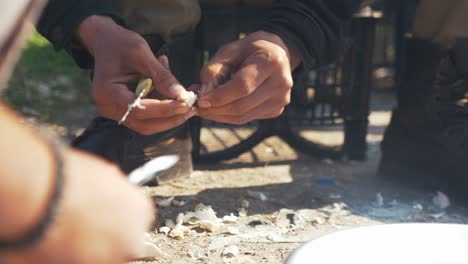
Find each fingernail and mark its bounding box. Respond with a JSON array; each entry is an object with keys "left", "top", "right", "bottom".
[
  {"left": 198, "top": 100, "right": 211, "bottom": 108},
  {"left": 168, "top": 84, "right": 186, "bottom": 97}
]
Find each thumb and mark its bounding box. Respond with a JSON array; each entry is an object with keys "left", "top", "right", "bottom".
[
  {"left": 138, "top": 53, "right": 186, "bottom": 100},
  {"left": 199, "top": 42, "right": 244, "bottom": 96}
]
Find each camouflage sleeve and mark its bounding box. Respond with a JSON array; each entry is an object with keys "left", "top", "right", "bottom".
[{"left": 260, "top": 0, "right": 368, "bottom": 69}]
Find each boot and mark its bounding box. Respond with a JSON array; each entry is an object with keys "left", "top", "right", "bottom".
[
  {"left": 428, "top": 39, "right": 468, "bottom": 200},
  {"left": 379, "top": 38, "right": 468, "bottom": 203},
  {"left": 378, "top": 37, "right": 445, "bottom": 189},
  {"left": 72, "top": 120, "right": 193, "bottom": 185}
]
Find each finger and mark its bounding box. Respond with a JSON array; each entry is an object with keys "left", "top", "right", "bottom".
[
  {"left": 196, "top": 77, "right": 277, "bottom": 116},
  {"left": 129, "top": 99, "right": 191, "bottom": 120},
  {"left": 197, "top": 54, "right": 273, "bottom": 108},
  {"left": 124, "top": 111, "right": 197, "bottom": 135},
  {"left": 199, "top": 98, "right": 286, "bottom": 125},
  {"left": 133, "top": 49, "right": 186, "bottom": 100},
  {"left": 158, "top": 55, "right": 170, "bottom": 70},
  {"left": 199, "top": 41, "right": 244, "bottom": 96},
  {"left": 93, "top": 82, "right": 136, "bottom": 121}
]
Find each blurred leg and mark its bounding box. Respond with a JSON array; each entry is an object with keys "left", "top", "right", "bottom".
[{"left": 380, "top": 1, "right": 468, "bottom": 203}]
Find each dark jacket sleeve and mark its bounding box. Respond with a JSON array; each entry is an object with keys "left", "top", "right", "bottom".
[
  {"left": 260, "top": 0, "right": 365, "bottom": 69},
  {"left": 36, "top": 0, "right": 123, "bottom": 68}
]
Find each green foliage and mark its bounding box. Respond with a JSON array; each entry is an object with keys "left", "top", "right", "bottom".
[{"left": 3, "top": 31, "right": 93, "bottom": 122}]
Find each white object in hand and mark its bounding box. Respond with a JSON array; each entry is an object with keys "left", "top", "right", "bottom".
[{"left": 179, "top": 91, "right": 198, "bottom": 107}]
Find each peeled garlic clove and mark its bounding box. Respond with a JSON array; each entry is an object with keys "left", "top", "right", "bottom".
[
  {"left": 135, "top": 78, "right": 154, "bottom": 97},
  {"left": 178, "top": 91, "right": 198, "bottom": 107}
]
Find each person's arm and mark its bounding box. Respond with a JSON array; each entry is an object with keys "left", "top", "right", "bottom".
[
  {"left": 196, "top": 0, "right": 369, "bottom": 125},
  {"left": 37, "top": 2, "right": 196, "bottom": 135},
  {"left": 0, "top": 102, "right": 155, "bottom": 263},
  {"left": 36, "top": 0, "right": 123, "bottom": 68},
  {"left": 0, "top": 103, "right": 55, "bottom": 242},
  {"left": 259, "top": 0, "right": 368, "bottom": 69}
]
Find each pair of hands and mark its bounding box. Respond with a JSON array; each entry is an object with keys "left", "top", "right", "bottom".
[
  {"left": 79, "top": 16, "right": 300, "bottom": 135},
  {"left": 1, "top": 16, "right": 300, "bottom": 264},
  {"left": 3, "top": 15, "right": 300, "bottom": 264}
]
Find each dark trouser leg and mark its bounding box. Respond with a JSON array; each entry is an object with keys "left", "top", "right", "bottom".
[
  {"left": 379, "top": 38, "right": 468, "bottom": 203},
  {"left": 378, "top": 37, "right": 444, "bottom": 187}
]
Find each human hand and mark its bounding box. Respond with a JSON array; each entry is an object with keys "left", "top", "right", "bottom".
[
  {"left": 196, "top": 31, "right": 301, "bottom": 125},
  {"left": 77, "top": 16, "right": 196, "bottom": 135},
  {"left": 1, "top": 149, "right": 155, "bottom": 264}
]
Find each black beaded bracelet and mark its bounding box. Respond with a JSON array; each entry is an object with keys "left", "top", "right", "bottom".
[{"left": 0, "top": 135, "right": 65, "bottom": 251}]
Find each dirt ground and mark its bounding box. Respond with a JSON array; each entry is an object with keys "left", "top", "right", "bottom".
[
  {"left": 29, "top": 90, "right": 468, "bottom": 264},
  {"left": 26, "top": 88, "right": 468, "bottom": 264},
  {"left": 128, "top": 92, "right": 468, "bottom": 264},
  {"left": 8, "top": 32, "right": 467, "bottom": 264}
]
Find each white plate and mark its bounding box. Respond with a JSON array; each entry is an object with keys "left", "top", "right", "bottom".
[{"left": 287, "top": 224, "right": 468, "bottom": 264}]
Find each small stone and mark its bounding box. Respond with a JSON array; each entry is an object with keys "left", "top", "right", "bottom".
[
  {"left": 182, "top": 205, "right": 221, "bottom": 231},
  {"left": 241, "top": 200, "right": 250, "bottom": 208},
  {"left": 172, "top": 199, "right": 187, "bottom": 207},
  {"left": 430, "top": 212, "right": 446, "bottom": 219},
  {"left": 222, "top": 246, "right": 239, "bottom": 258},
  {"left": 247, "top": 191, "right": 268, "bottom": 201},
  {"left": 139, "top": 242, "right": 165, "bottom": 260},
  {"left": 226, "top": 226, "right": 240, "bottom": 235},
  {"left": 209, "top": 237, "right": 228, "bottom": 251},
  {"left": 159, "top": 226, "right": 171, "bottom": 235},
  {"left": 376, "top": 193, "right": 384, "bottom": 207},
  {"left": 433, "top": 191, "right": 451, "bottom": 210},
  {"left": 199, "top": 220, "right": 218, "bottom": 232},
  {"left": 165, "top": 219, "right": 175, "bottom": 228},
  {"left": 413, "top": 203, "right": 424, "bottom": 211},
  {"left": 266, "top": 233, "right": 282, "bottom": 242},
  {"left": 329, "top": 193, "right": 342, "bottom": 200},
  {"left": 194, "top": 203, "right": 206, "bottom": 211},
  {"left": 158, "top": 197, "right": 174, "bottom": 208},
  {"left": 238, "top": 208, "right": 248, "bottom": 217},
  {"left": 311, "top": 217, "right": 326, "bottom": 225},
  {"left": 188, "top": 245, "right": 204, "bottom": 261},
  {"left": 176, "top": 213, "right": 185, "bottom": 226},
  {"left": 223, "top": 214, "right": 239, "bottom": 224},
  {"left": 248, "top": 220, "right": 268, "bottom": 227},
  {"left": 169, "top": 225, "right": 187, "bottom": 240}
]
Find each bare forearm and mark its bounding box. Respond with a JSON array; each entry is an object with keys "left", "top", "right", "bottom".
[
  {"left": 77, "top": 15, "right": 119, "bottom": 56},
  {"left": 0, "top": 102, "right": 53, "bottom": 240}
]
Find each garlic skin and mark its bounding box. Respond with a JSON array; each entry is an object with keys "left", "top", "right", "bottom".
[{"left": 178, "top": 91, "right": 198, "bottom": 107}]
